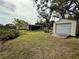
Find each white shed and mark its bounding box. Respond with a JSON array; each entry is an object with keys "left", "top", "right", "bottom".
[{"left": 53, "top": 19, "right": 79, "bottom": 36}]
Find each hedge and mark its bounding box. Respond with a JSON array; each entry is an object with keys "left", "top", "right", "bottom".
[{"left": 0, "top": 29, "right": 20, "bottom": 41}]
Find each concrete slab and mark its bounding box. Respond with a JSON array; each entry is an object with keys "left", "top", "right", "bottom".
[{"left": 52, "top": 34, "right": 69, "bottom": 39}]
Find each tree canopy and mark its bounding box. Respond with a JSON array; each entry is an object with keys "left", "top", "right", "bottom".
[
  {"left": 13, "top": 18, "right": 29, "bottom": 27},
  {"left": 34, "top": 0, "right": 79, "bottom": 21}
]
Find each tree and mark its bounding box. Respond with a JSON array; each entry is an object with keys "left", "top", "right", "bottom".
[
  {"left": 35, "top": 16, "right": 44, "bottom": 25},
  {"left": 33, "top": 0, "right": 79, "bottom": 20},
  {"left": 33, "top": 0, "right": 79, "bottom": 32},
  {"left": 13, "top": 18, "right": 29, "bottom": 27}
]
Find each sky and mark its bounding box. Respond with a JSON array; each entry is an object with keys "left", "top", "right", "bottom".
[
  {"left": 0, "top": 0, "right": 76, "bottom": 25},
  {"left": 0, "top": 0, "right": 38, "bottom": 25}
]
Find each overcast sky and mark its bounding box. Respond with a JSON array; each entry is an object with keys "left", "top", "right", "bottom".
[{"left": 0, "top": 0, "right": 38, "bottom": 25}]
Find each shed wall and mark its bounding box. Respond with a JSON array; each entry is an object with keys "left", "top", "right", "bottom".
[
  {"left": 76, "top": 22, "right": 79, "bottom": 35},
  {"left": 70, "top": 21, "right": 77, "bottom": 36},
  {"left": 53, "top": 20, "right": 77, "bottom": 36}
]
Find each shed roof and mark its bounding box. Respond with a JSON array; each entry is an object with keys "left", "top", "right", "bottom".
[{"left": 55, "top": 19, "right": 77, "bottom": 23}]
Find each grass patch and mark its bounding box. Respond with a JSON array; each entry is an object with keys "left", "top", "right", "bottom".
[{"left": 0, "top": 30, "right": 79, "bottom": 59}]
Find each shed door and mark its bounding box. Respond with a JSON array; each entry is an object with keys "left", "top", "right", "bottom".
[{"left": 56, "top": 23, "right": 71, "bottom": 35}]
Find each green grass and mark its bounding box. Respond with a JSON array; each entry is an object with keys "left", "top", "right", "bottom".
[{"left": 0, "top": 30, "right": 79, "bottom": 59}]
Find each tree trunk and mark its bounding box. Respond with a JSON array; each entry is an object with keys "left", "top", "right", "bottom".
[{"left": 44, "top": 19, "right": 50, "bottom": 33}]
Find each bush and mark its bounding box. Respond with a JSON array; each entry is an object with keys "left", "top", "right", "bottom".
[
  {"left": 0, "top": 29, "right": 20, "bottom": 41},
  {"left": 44, "top": 27, "right": 49, "bottom": 33}
]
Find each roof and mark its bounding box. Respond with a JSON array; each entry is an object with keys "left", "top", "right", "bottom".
[
  {"left": 29, "top": 25, "right": 42, "bottom": 26},
  {"left": 55, "top": 19, "right": 77, "bottom": 23}
]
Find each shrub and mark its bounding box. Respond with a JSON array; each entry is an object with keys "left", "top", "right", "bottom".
[
  {"left": 44, "top": 27, "right": 49, "bottom": 33},
  {"left": 0, "top": 29, "right": 20, "bottom": 41}
]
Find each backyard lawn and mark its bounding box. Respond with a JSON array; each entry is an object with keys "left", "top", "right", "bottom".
[{"left": 0, "top": 30, "right": 79, "bottom": 59}]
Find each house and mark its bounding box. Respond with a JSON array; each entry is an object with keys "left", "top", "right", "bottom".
[
  {"left": 27, "top": 25, "right": 43, "bottom": 31},
  {"left": 16, "top": 26, "right": 27, "bottom": 30},
  {"left": 53, "top": 19, "right": 79, "bottom": 36},
  {"left": 5, "top": 24, "right": 16, "bottom": 29}
]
